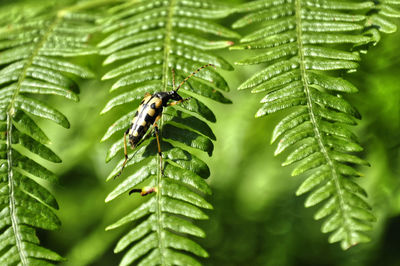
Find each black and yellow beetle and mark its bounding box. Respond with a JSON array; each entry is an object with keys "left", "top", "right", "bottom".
[{"left": 115, "top": 64, "right": 215, "bottom": 183}]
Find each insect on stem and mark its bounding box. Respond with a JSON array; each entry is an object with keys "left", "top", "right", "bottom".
[{"left": 113, "top": 64, "right": 217, "bottom": 194}]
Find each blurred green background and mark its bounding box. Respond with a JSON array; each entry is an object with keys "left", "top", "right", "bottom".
[{"left": 20, "top": 2, "right": 400, "bottom": 266}]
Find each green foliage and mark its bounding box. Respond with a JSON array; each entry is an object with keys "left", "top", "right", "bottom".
[
  {"left": 0, "top": 1, "right": 399, "bottom": 265},
  {"left": 99, "top": 0, "right": 234, "bottom": 264},
  {"left": 365, "top": 0, "right": 400, "bottom": 34},
  {"left": 230, "top": 0, "right": 400, "bottom": 250},
  {"left": 0, "top": 1, "right": 96, "bottom": 265}
]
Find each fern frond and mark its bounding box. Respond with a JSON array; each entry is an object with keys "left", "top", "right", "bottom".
[
  {"left": 99, "top": 0, "right": 235, "bottom": 265},
  {"left": 366, "top": 0, "right": 400, "bottom": 35},
  {"left": 0, "top": 2, "right": 96, "bottom": 265},
  {"left": 232, "top": 0, "right": 378, "bottom": 250}
]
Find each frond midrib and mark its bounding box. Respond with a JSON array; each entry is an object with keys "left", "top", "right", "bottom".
[
  {"left": 6, "top": 113, "right": 27, "bottom": 264},
  {"left": 294, "top": 0, "right": 351, "bottom": 241},
  {"left": 4, "top": 14, "right": 63, "bottom": 265},
  {"left": 3, "top": 8, "right": 79, "bottom": 263},
  {"left": 157, "top": 0, "right": 177, "bottom": 264}
]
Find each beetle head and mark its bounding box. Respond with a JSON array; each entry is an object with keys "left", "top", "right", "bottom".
[{"left": 168, "top": 90, "right": 183, "bottom": 101}]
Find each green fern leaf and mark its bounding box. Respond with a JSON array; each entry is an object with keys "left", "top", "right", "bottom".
[
  {"left": 0, "top": 2, "right": 96, "bottom": 265},
  {"left": 232, "top": 0, "right": 380, "bottom": 250},
  {"left": 99, "top": 0, "right": 234, "bottom": 264},
  {"left": 365, "top": 0, "right": 400, "bottom": 35}
]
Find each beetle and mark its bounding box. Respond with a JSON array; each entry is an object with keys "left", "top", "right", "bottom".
[{"left": 115, "top": 63, "right": 215, "bottom": 181}]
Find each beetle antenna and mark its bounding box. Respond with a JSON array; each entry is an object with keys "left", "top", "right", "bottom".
[{"left": 175, "top": 64, "right": 216, "bottom": 92}]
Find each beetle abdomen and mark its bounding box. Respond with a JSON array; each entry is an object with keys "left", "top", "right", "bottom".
[{"left": 128, "top": 94, "right": 163, "bottom": 148}]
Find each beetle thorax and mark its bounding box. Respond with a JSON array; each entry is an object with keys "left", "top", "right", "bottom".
[{"left": 156, "top": 91, "right": 183, "bottom": 106}]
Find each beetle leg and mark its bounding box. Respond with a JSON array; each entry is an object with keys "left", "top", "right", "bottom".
[
  {"left": 129, "top": 187, "right": 157, "bottom": 196},
  {"left": 128, "top": 118, "right": 163, "bottom": 196},
  {"left": 114, "top": 128, "right": 130, "bottom": 179},
  {"left": 152, "top": 113, "right": 164, "bottom": 174},
  {"left": 153, "top": 122, "right": 163, "bottom": 175},
  {"left": 167, "top": 97, "right": 192, "bottom": 107}
]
